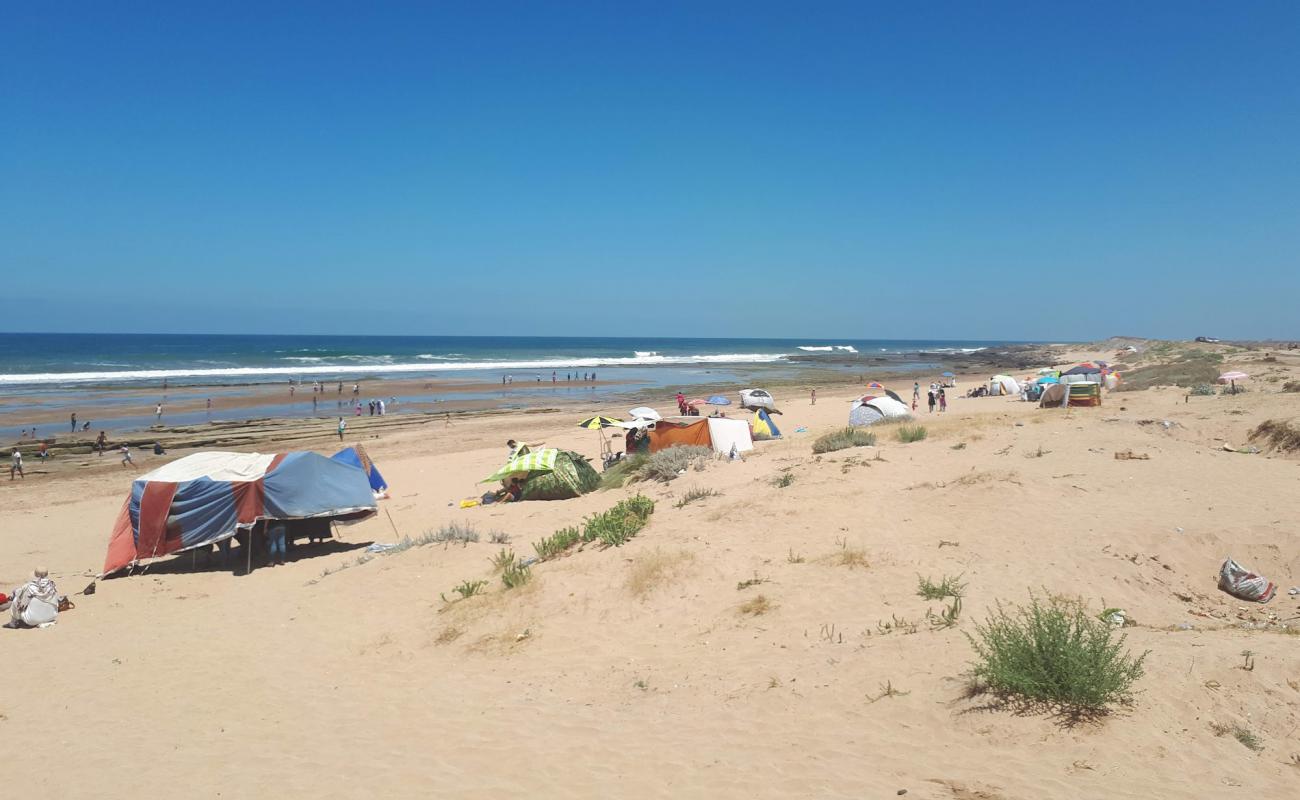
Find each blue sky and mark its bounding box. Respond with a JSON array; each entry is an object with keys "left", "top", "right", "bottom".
[{"left": 3, "top": 1, "right": 1297, "bottom": 340}]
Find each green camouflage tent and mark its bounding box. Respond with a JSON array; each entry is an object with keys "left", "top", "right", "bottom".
[{"left": 481, "top": 448, "right": 600, "bottom": 501}]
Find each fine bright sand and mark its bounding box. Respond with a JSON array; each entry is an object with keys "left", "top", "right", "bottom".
[{"left": 3, "top": 348, "right": 1299, "bottom": 799}]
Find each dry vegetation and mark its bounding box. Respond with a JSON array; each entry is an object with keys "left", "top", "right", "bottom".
[
  {"left": 625, "top": 548, "right": 695, "bottom": 598},
  {"left": 1249, "top": 419, "right": 1300, "bottom": 452}
]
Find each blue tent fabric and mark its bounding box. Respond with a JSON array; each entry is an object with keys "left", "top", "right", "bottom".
[
  {"left": 331, "top": 446, "right": 389, "bottom": 492},
  {"left": 755, "top": 408, "right": 783, "bottom": 438}
]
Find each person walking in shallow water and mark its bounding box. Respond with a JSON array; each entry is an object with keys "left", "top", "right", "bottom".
[{"left": 70, "top": 412, "right": 77, "bottom": 434}]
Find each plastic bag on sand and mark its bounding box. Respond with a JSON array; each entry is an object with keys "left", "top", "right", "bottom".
[{"left": 1218, "top": 557, "right": 1276, "bottom": 603}]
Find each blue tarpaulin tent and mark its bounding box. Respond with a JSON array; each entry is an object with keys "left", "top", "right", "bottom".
[{"left": 332, "top": 445, "right": 389, "bottom": 493}]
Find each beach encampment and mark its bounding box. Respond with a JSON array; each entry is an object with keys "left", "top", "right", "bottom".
[
  {"left": 103, "top": 451, "right": 378, "bottom": 576},
  {"left": 331, "top": 445, "right": 388, "bottom": 495},
  {"left": 752, "top": 408, "right": 782, "bottom": 439},
  {"left": 646, "top": 416, "right": 755, "bottom": 455},
  {"left": 988, "top": 374, "right": 1021, "bottom": 396},
  {"left": 1039, "top": 383, "right": 1069, "bottom": 408},
  {"left": 849, "top": 395, "right": 912, "bottom": 426},
  {"left": 480, "top": 448, "right": 600, "bottom": 500}
]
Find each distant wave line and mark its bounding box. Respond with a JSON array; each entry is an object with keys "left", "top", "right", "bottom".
[{"left": 0, "top": 353, "right": 790, "bottom": 385}]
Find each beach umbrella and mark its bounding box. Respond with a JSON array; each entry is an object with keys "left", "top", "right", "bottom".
[
  {"left": 628, "top": 406, "right": 661, "bottom": 420},
  {"left": 577, "top": 416, "right": 621, "bottom": 430},
  {"left": 1218, "top": 371, "right": 1248, "bottom": 394},
  {"left": 866, "top": 381, "right": 885, "bottom": 390},
  {"left": 706, "top": 395, "right": 731, "bottom": 406}
]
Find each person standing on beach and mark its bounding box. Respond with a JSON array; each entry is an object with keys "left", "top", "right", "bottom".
[
  {"left": 10, "top": 448, "right": 24, "bottom": 480},
  {"left": 337, "top": 417, "right": 346, "bottom": 441},
  {"left": 913, "top": 382, "right": 921, "bottom": 403},
  {"left": 70, "top": 412, "right": 77, "bottom": 434},
  {"left": 927, "top": 389, "right": 936, "bottom": 414},
  {"left": 810, "top": 389, "right": 816, "bottom": 406},
  {"left": 939, "top": 388, "right": 947, "bottom": 412},
  {"left": 95, "top": 431, "right": 107, "bottom": 455}
]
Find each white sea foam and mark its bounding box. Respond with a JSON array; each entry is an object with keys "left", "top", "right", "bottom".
[
  {"left": 0, "top": 353, "right": 789, "bottom": 385},
  {"left": 634, "top": 351, "right": 659, "bottom": 357},
  {"left": 798, "top": 345, "right": 858, "bottom": 353}
]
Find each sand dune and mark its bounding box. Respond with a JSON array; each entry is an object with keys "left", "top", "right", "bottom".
[{"left": 3, "top": 348, "right": 1299, "bottom": 798}]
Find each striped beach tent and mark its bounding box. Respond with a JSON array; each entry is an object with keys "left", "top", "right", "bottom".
[
  {"left": 102, "top": 451, "right": 378, "bottom": 576},
  {"left": 482, "top": 448, "right": 559, "bottom": 483}
]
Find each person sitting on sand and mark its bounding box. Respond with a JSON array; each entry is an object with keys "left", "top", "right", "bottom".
[
  {"left": 504, "top": 478, "right": 523, "bottom": 502},
  {"left": 506, "top": 439, "right": 543, "bottom": 460},
  {"left": 6, "top": 568, "right": 62, "bottom": 629},
  {"left": 153, "top": 442, "right": 166, "bottom": 455}
]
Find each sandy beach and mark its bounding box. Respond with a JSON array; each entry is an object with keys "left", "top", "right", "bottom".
[{"left": 3, "top": 340, "right": 1298, "bottom": 798}]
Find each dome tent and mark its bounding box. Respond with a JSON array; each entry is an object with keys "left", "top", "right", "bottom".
[{"left": 482, "top": 448, "right": 600, "bottom": 501}]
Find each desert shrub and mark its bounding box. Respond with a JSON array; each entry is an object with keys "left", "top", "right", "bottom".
[
  {"left": 451, "top": 579, "right": 487, "bottom": 599},
  {"left": 428, "top": 522, "right": 480, "bottom": 545},
  {"left": 636, "top": 445, "right": 714, "bottom": 482},
  {"left": 739, "top": 594, "right": 774, "bottom": 615},
  {"left": 599, "top": 453, "right": 646, "bottom": 489},
  {"left": 1189, "top": 384, "right": 1216, "bottom": 396},
  {"left": 674, "top": 486, "right": 720, "bottom": 508},
  {"left": 812, "top": 427, "right": 876, "bottom": 454},
  {"left": 581, "top": 495, "right": 656, "bottom": 547},
  {"left": 896, "top": 424, "right": 928, "bottom": 443},
  {"left": 1249, "top": 419, "right": 1300, "bottom": 452},
  {"left": 488, "top": 531, "right": 511, "bottom": 544},
  {"left": 1220, "top": 384, "right": 1248, "bottom": 394},
  {"left": 1282, "top": 381, "right": 1300, "bottom": 393},
  {"left": 967, "top": 595, "right": 1148, "bottom": 717},
  {"left": 534, "top": 526, "right": 581, "bottom": 561},
  {"left": 501, "top": 559, "right": 532, "bottom": 589},
  {"left": 1210, "top": 721, "right": 1264, "bottom": 752},
  {"left": 489, "top": 548, "right": 515, "bottom": 572},
  {"left": 917, "top": 573, "right": 966, "bottom": 600},
  {"left": 772, "top": 472, "right": 795, "bottom": 488}
]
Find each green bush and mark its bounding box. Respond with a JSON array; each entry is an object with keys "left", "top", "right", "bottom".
[
  {"left": 896, "top": 424, "right": 928, "bottom": 443},
  {"left": 501, "top": 559, "right": 532, "bottom": 589},
  {"left": 1189, "top": 384, "right": 1216, "bottom": 396},
  {"left": 967, "top": 595, "right": 1148, "bottom": 717},
  {"left": 636, "top": 445, "right": 714, "bottom": 482},
  {"left": 534, "top": 526, "right": 581, "bottom": 561},
  {"left": 581, "top": 495, "right": 656, "bottom": 547},
  {"left": 917, "top": 573, "right": 966, "bottom": 600},
  {"left": 812, "top": 427, "right": 876, "bottom": 453}
]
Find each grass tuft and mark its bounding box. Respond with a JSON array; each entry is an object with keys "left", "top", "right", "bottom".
[
  {"left": 1210, "top": 722, "right": 1264, "bottom": 752},
  {"left": 739, "top": 594, "right": 774, "bottom": 616},
  {"left": 625, "top": 548, "right": 694, "bottom": 598},
  {"left": 966, "top": 594, "right": 1148, "bottom": 719},
  {"left": 812, "top": 427, "right": 877, "bottom": 454},
  {"left": 1249, "top": 419, "right": 1300, "bottom": 452},
  {"left": 674, "top": 486, "right": 720, "bottom": 508},
  {"left": 896, "top": 424, "right": 928, "bottom": 443},
  {"left": 772, "top": 471, "right": 795, "bottom": 488}
]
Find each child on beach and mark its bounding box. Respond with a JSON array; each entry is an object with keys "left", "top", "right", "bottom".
[
  {"left": 10, "top": 448, "right": 23, "bottom": 480},
  {"left": 337, "top": 417, "right": 346, "bottom": 440},
  {"left": 120, "top": 445, "right": 134, "bottom": 467}
]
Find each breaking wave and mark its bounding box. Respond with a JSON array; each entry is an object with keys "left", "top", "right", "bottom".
[
  {"left": 0, "top": 352, "right": 789, "bottom": 386},
  {"left": 798, "top": 345, "right": 859, "bottom": 353}
]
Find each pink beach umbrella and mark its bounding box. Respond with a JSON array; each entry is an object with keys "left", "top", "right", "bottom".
[{"left": 1218, "top": 371, "right": 1248, "bottom": 394}]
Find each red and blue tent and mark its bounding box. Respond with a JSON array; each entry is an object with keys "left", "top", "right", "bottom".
[
  {"left": 331, "top": 445, "right": 388, "bottom": 493},
  {"left": 103, "top": 451, "right": 378, "bottom": 575}
]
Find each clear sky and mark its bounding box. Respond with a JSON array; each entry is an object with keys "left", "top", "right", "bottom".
[{"left": 3, "top": 1, "right": 1297, "bottom": 341}]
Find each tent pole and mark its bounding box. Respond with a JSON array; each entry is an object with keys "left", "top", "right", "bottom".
[{"left": 247, "top": 526, "right": 253, "bottom": 575}]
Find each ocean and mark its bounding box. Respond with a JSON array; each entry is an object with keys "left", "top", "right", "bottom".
[{"left": 0, "top": 333, "right": 1019, "bottom": 388}]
